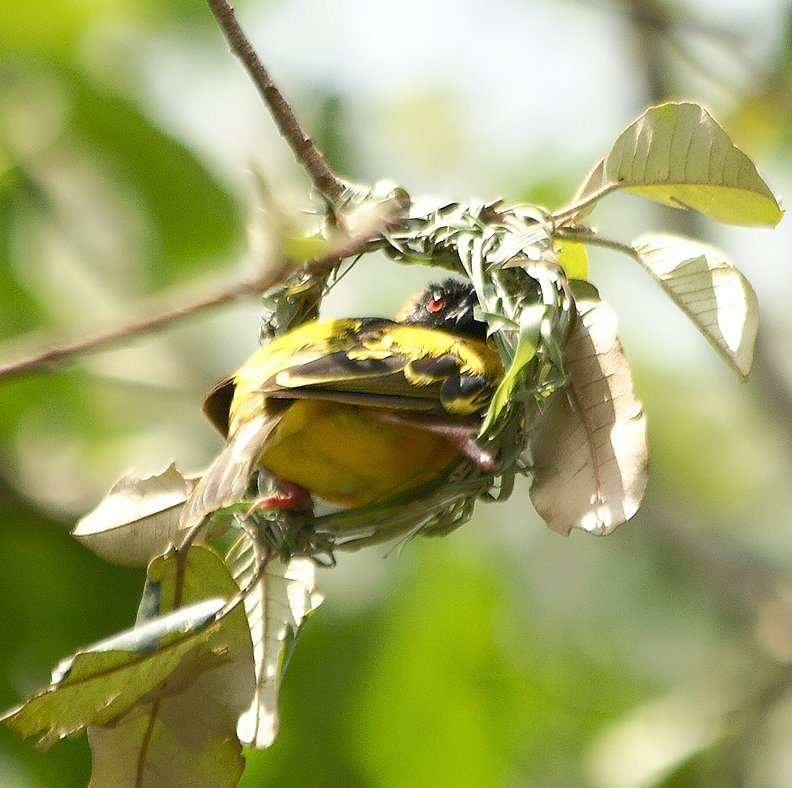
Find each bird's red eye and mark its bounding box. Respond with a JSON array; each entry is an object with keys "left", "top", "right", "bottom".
[{"left": 427, "top": 291, "right": 446, "bottom": 313}]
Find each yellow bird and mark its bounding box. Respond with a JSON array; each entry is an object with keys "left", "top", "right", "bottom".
[{"left": 180, "top": 279, "right": 504, "bottom": 528}]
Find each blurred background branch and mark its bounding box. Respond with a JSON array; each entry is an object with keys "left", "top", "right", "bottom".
[{"left": 0, "top": 222, "right": 382, "bottom": 381}]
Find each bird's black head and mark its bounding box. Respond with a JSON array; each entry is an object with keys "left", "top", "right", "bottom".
[{"left": 397, "top": 278, "right": 487, "bottom": 341}]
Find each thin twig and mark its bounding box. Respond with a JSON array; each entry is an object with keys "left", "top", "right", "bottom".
[
  {"left": 0, "top": 273, "right": 273, "bottom": 381},
  {"left": 553, "top": 225, "right": 641, "bottom": 262},
  {"left": 206, "top": 0, "right": 346, "bottom": 203},
  {"left": 552, "top": 182, "right": 621, "bottom": 226},
  {"left": 176, "top": 515, "right": 211, "bottom": 555},
  {"left": 0, "top": 227, "right": 384, "bottom": 382}
]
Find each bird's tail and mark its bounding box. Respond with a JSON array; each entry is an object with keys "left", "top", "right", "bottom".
[{"left": 180, "top": 414, "right": 274, "bottom": 528}]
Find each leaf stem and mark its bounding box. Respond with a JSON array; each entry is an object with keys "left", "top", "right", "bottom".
[
  {"left": 205, "top": 0, "right": 346, "bottom": 203},
  {"left": 554, "top": 226, "right": 641, "bottom": 263},
  {"left": 176, "top": 516, "right": 210, "bottom": 557},
  {"left": 552, "top": 182, "right": 621, "bottom": 226}
]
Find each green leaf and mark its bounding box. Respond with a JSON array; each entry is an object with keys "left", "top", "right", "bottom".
[
  {"left": 573, "top": 102, "right": 783, "bottom": 227},
  {"left": 529, "top": 289, "right": 648, "bottom": 535},
  {"left": 86, "top": 546, "right": 254, "bottom": 787},
  {"left": 72, "top": 464, "right": 197, "bottom": 567},
  {"left": 632, "top": 234, "right": 759, "bottom": 378},
  {"left": 2, "top": 546, "right": 254, "bottom": 782},
  {"left": 53, "top": 598, "right": 225, "bottom": 681},
  {"left": 2, "top": 610, "right": 221, "bottom": 750},
  {"left": 228, "top": 535, "right": 323, "bottom": 749},
  {"left": 480, "top": 303, "right": 543, "bottom": 434}
]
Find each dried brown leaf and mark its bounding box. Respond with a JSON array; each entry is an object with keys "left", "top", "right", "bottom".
[{"left": 529, "top": 293, "right": 647, "bottom": 535}]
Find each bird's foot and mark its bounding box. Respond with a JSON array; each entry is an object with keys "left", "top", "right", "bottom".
[{"left": 245, "top": 479, "right": 314, "bottom": 516}]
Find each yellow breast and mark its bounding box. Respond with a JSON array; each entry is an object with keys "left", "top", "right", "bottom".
[{"left": 260, "top": 400, "right": 459, "bottom": 507}]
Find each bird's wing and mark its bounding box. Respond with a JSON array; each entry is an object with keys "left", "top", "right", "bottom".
[
  {"left": 255, "top": 321, "right": 501, "bottom": 417},
  {"left": 180, "top": 411, "right": 281, "bottom": 528}
]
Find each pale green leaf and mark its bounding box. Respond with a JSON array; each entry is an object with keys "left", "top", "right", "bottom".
[
  {"left": 86, "top": 546, "right": 254, "bottom": 788},
  {"left": 480, "top": 303, "right": 543, "bottom": 434},
  {"left": 573, "top": 102, "right": 783, "bottom": 226},
  {"left": 529, "top": 291, "right": 648, "bottom": 535},
  {"left": 632, "top": 233, "right": 759, "bottom": 378},
  {"left": 4, "top": 645, "right": 205, "bottom": 750},
  {"left": 72, "top": 464, "right": 196, "bottom": 567},
  {"left": 88, "top": 704, "right": 243, "bottom": 788},
  {"left": 229, "top": 535, "right": 323, "bottom": 748},
  {"left": 565, "top": 158, "right": 606, "bottom": 223},
  {"left": 2, "top": 609, "right": 220, "bottom": 750},
  {"left": 2, "top": 545, "right": 254, "bottom": 777},
  {"left": 51, "top": 598, "right": 225, "bottom": 683}
]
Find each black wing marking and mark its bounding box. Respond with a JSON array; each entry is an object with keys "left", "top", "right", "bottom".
[
  {"left": 264, "top": 387, "right": 446, "bottom": 413},
  {"left": 264, "top": 346, "right": 450, "bottom": 403},
  {"left": 203, "top": 377, "right": 236, "bottom": 437},
  {"left": 406, "top": 353, "right": 461, "bottom": 379},
  {"left": 440, "top": 373, "right": 494, "bottom": 412},
  {"left": 272, "top": 350, "right": 406, "bottom": 389}
]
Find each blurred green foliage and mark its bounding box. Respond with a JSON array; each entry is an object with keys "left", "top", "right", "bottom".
[{"left": 3, "top": 0, "right": 792, "bottom": 786}]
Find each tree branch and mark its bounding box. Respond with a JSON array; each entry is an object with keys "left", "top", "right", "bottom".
[
  {"left": 206, "top": 0, "right": 347, "bottom": 203},
  {"left": 0, "top": 228, "right": 383, "bottom": 382},
  {"left": 0, "top": 275, "right": 270, "bottom": 381}
]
